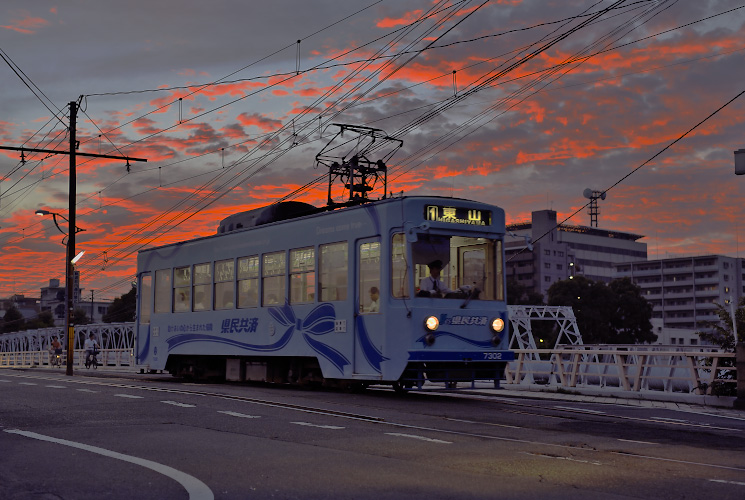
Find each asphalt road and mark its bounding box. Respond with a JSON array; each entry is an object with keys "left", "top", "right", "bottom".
[{"left": 1, "top": 369, "right": 744, "bottom": 499}]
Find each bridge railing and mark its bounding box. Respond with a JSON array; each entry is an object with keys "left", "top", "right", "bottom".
[
  {"left": 505, "top": 347, "right": 736, "bottom": 396},
  {"left": 0, "top": 349, "right": 133, "bottom": 369},
  {"left": 0, "top": 325, "right": 738, "bottom": 399}
]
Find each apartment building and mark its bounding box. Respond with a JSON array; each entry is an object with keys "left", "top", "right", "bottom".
[
  {"left": 614, "top": 255, "right": 745, "bottom": 332},
  {"left": 505, "top": 209, "right": 647, "bottom": 298}
]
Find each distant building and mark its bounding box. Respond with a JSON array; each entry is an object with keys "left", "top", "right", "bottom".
[
  {"left": 0, "top": 294, "right": 40, "bottom": 322},
  {"left": 614, "top": 255, "right": 745, "bottom": 332},
  {"left": 649, "top": 319, "right": 701, "bottom": 347},
  {"left": 39, "top": 274, "right": 110, "bottom": 325},
  {"left": 39, "top": 278, "right": 68, "bottom": 325},
  {"left": 505, "top": 210, "right": 647, "bottom": 298}
]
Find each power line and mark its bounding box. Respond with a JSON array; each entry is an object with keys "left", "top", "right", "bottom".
[{"left": 511, "top": 87, "right": 745, "bottom": 261}]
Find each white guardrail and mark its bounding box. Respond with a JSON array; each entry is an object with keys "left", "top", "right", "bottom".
[
  {"left": 0, "top": 349, "right": 134, "bottom": 369},
  {"left": 506, "top": 348, "right": 736, "bottom": 396},
  {"left": 0, "top": 323, "right": 737, "bottom": 400}
]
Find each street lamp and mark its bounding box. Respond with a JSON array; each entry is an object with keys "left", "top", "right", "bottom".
[{"left": 36, "top": 209, "right": 85, "bottom": 376}]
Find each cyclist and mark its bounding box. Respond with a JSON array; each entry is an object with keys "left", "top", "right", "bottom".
[
  {"left": 49, "top": 336, "right": 62, "bottom": 366},
  {"left": 84, "top": 333, "right": 100, "bottom": 367}
]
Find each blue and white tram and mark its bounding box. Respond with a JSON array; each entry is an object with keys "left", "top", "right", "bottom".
[{"left": 134, "top": 196, "right": 513, "bottom": 389}]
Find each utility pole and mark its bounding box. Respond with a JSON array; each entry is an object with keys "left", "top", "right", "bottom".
[
  {"left": 0, "top": 98, "right": 147, "bottom": 376},
  {"left": 90, "top": 289, "right": 95, "bottom": 322},
  {"left": 65, "top": 100, "right": 77, "bottom": 376}
]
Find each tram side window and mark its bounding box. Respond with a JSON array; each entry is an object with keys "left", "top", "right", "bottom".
[
  {"left": 139, "top": 274, "right": 152, "bottom": 324},
  {"left": 263, "top": 251, "right": 286, "bottom": 306},
  {"left": 237, "top": 255, "right": 259, "bottom": 308},
  {"left": 319, "top": 242, "right": 347, "bottom": 301},
  {"left": 359, "top": 241, "right": 381, "bottom": 313},
  {"left": 154, "top": 269, "right": 171, "bottom": 313},
  {"left": 193, "top": 262, "right": 212, "bottom": 311},
  {"left": 391, "top": 233, "right": 410, "bottom": 298},
  {"left": 290, "top": 247, "right": 315, "bottom": 304},
  {"left": 174, "top": 266, "right": 191, "bottom": 312},
  {"left": 215, "top": 259, "right": 235, "bottom": 310}
]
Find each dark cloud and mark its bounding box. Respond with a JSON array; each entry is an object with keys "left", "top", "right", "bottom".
[{"left": 1, "top": 0, "right": 744, "bottom": 297}]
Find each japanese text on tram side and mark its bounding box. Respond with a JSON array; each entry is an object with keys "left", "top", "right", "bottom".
[
  {"left": 221, "top": 317, "right": 259, "bottom": 334},
  {"left": 443, "top": 315, "right": 489, "bottom": 326},
  {"left": 167, "top": 323, "right": 213, "bottom": 333}
]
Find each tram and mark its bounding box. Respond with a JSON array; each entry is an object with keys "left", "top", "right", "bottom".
[{"left": 134, "top": 127, "right": 513, "bottom": 390}]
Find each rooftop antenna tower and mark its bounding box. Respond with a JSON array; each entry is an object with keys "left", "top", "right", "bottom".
[{"left": 583, "top": 188, "right": 606, "bottom": 227}]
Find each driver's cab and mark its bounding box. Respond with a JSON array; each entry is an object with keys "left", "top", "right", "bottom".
[{"left": 412, "top": 233, "right": 503, "bottom": 301}]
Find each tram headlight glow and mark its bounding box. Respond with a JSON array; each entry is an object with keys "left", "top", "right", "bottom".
[
  {"left": 490, "top": 317, "right": 505, "bottom": 333},
  {"left": 424, "top": 315, "right": 439, "bottom": 331}
]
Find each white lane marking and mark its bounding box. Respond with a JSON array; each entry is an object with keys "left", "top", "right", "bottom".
[
  {"left": 612, "top": 451, "right": 745, "bottom": 472},
  {"left": 45, "top": 385, "right": 66, "bottom": 389},
  {"left": 217, "top": 411, "right": 260, "bottom": 419},
  {"left": 4, "top": 429, "right": 214, "bottom": 500},
  {"left": 618, "top": 439, "right": 657, "bottom": 445},
  {"left": 385, "top": 433, "right": 452, "bottom": 444},
  {"left": 291, "top": 422, "right": 344, "bottom": 430},
  {"left": 114, "top": 394, "right": 144, "bottom": 399},
  {"left": 445, "top": 417, "right": 522, "bottom": 430},
  {"left": 18, "top": 382, "right": 37, "bottom": 386},
  {"left": 651, "top": 417, "right": 689, "bottom": 423},
  {"left": 77, "top": 388, "right": 98, "bottom": 393},
  {"left": 0, "top": 379, "right": 10, "bottom": 383},
  {"left": 521, "top": 452, "right": 602, "bottom": 466},
  {"left": 162, "top": 401, "right": 196, "bottom": 408},
  {"left": 554, "top": 406, "right": 606, "bottom": 415},
  {"left": 709, "top": 479, "right": 745, "bottom": 486}
]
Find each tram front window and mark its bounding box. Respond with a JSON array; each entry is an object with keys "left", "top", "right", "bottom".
[{"left": 412, "top": 234, "right": 502, "bottom": 300}]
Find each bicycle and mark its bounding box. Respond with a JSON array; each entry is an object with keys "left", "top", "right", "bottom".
[
  {"left": 84, "top": 349, "right": 99, "bottom": 369},
  {"left": 50, "top": 349, "right": 63, "bottom": 368}
]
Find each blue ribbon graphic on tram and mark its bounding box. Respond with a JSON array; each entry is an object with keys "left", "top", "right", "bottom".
[
  {"left": 268, "top": 301, "right": 350, "bottom": 373},
  {"left": 165, "top": 321, "right": 294, "bottom": 352},
  {"left": 355, "top": 316, "right": 389, "bottom": 372}
]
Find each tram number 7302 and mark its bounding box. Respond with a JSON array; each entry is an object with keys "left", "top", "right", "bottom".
[{"left": 483, "top": 352, "right": 503, "bottom": 360}]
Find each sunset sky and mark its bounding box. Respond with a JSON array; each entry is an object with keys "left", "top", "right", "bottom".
[{"left": 1, "top": 0, "right": 744, "bottom": 302}]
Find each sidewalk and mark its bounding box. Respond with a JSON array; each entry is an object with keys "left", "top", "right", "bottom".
[{"left": 461, "top": 381, "right": 743, "bottom": 418}]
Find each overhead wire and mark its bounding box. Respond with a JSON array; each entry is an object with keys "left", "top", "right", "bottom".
[
  {"left": 387, "top": 0, "right": 679, "bottom": 181},
  {"left": 3, "top": 1, "right": 740, "bottom": 298},
  {"left": 510, "top": 86, "right": 745, "bottom": 261}
]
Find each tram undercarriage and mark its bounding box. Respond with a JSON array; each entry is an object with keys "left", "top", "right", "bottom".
[{"left": 164, "top": 355, "right": 506, "bottom": 391}]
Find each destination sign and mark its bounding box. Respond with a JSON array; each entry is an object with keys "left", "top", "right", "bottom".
[{"left": 425, "top": 205, "right": 491, "bottom": 226}]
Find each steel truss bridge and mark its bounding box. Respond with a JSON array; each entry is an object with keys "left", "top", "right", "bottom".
[{"left": 0, "top": 308, "right": 736, "bottom": 402}]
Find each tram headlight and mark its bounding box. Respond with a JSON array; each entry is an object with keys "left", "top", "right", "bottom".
[
  {"left": 424, "top": 315, "right": 439, "bottom": 332},
  {"left": 490, "top": 317, "right": 505, "bottom": 333}
]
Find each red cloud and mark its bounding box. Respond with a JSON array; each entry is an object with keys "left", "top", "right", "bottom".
[
  {"left": 237, "top": 113, "right": 282, "bottom": 132},
  {"left": 376, "top": 9, "right": 424, "bottom": 28},
  {"left": 1, "top": 11, "right": 50, "bottom": 34}
]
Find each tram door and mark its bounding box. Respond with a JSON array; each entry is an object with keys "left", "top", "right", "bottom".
[
  {"left": 355, "top": 238, "right": 384, "bottom": 375},
  {"left": 458, "top": 243, "right": 492, "bottom": 299},
  {"left": 136, "top": 273, "right": 152, "bottom": 365}
]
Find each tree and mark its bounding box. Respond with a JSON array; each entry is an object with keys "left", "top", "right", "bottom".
[
  {"left": 696, "top": 297, "right": 745, "bottom": 351},
  {"left": 25, "top": 310, "right": 56, "bottom": 330},
  {"left": 72, "top": 308, "right": 91, "bottom": 325},
  {"left": 547, "top": 276, "right": 655, "bottom": 344},
  {"left": 1, "top": 305, "right": 25, "bottom": 333},
  {"left": 103, "top": 286, "right": 137, "bottom": 323},
  {"left": 608, "top": 277, "right": 656, "bottom": 344},
  {"left": 506, "top": 278, "right": 544, "bottom": 305},
  {"left": 694, "top": 297, "right": 744, "bottom": 396}
]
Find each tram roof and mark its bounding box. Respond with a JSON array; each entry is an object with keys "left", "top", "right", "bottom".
[{"left": 138, "top": 195, "right": 503, "bottom": 254}]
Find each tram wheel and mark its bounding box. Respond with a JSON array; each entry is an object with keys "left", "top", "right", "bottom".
[{"left": 392, "top": 382, "right": 406, "bottom": 394}]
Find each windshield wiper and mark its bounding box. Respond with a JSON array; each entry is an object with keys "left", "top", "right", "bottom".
[{"left": 460, "top": 287, "right": 480, "bottom": 309}]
